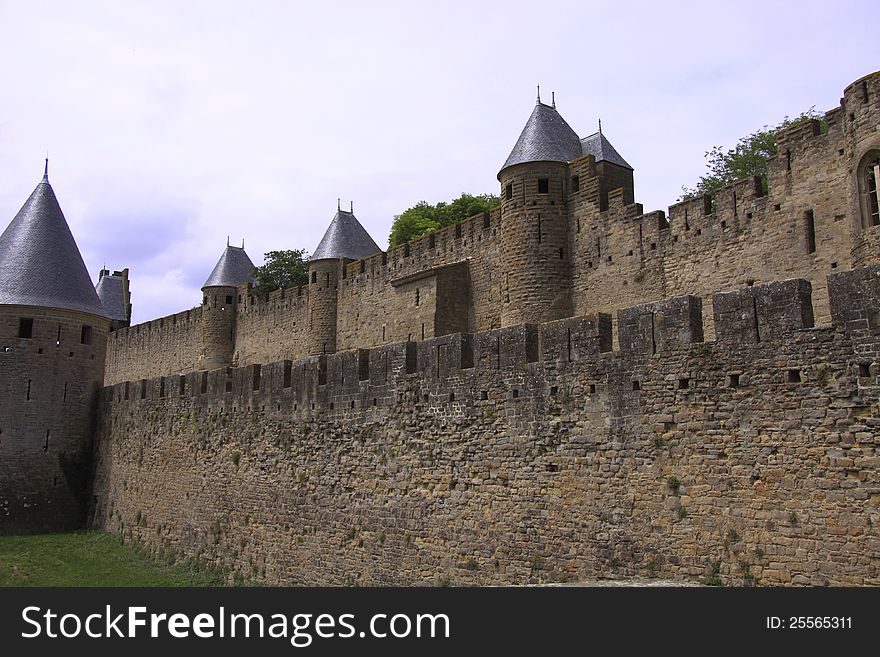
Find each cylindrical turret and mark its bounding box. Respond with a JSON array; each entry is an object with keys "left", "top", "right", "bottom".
[
  {"left": 496, "top": 96, "right": 580, "bottom": 328},
  {"left": 307, "top": 259, "right": 341, "bottom": 355},
  {"left": 0, "top": 307, "right": 108, "bottom": 533},
  {"left": 498, "top": 161, "right": 572, "bottom": 326},
  {"left": 200, "top": 285, "right": 238, "bottom": 369},
  {"left": 307, "top": 205, "right": 381, "bottom": 355},
  {"left": 200, "top": 243, "right": 255, "bottom": 370}
]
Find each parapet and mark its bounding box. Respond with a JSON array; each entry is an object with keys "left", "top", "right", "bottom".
[
  {"left": 540, "top": 314, "right": 612, "bottom": 364},
  {"left": 105, "top": 265, "right": 880, "bottom": 415},
  {"left": 828, "top": 264, "right": 880, "bottom": 335},
  {"left": 774, "top": 117, "right": 823, "bottom": 150},
  {"left": 473, "top": 324, "right": 539, "bottom": 370},
  {"left": 618, "top": 295, "right": 703, "bottom": 354},
  {"left": 713, "top": 278, "right": 814, "bottom": 344}
]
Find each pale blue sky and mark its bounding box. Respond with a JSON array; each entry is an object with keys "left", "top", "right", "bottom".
[{"left": 0, "top": 0, "right": 877, "bottom": 323}]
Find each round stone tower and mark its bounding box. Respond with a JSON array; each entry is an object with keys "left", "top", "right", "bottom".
[
  {"left": 0, "top": 165, "right": 111, "bottom": 534},
  {"left": 308, "top": 205, "right": 381, "bottom": 355},
  {"left": 498, "top": 95, "right": 578, "bottom": 327},
  {"left": 200, "top": 243, "right": 255, "bottom": 370},
  {"left": 307, "top": 258, "right": 340, "bottom": 356}
]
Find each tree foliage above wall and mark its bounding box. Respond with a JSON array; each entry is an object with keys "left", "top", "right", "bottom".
[
  {"left": 680, "top": 109, "right": 825, "bottom": 200},
  {"left": 388, "top": 193, "right": 501, "bottom": 247},
  {"left": 252, "top": 249, "right": 309, "bottom": 295}
]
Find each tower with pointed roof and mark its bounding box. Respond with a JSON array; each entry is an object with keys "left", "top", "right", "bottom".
[
  {"left": 497, "top": 92, "right": 633, "bottom": 327},
  {"left": 0, "top": 166, "right": 111, "bottom": 534},
  {"left": 200, "top": 243, "right": 255, "bottom": 370},
  {"left": 308, "top": 205, "right": 380, "bottom": 355}
]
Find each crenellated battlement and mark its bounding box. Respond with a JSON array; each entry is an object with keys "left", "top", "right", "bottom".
[
  {"left": 104, "top": 305, "right": 204, "bottom": 385},
  {"left": 103, "top": 267, "right": 880, "bottom": 415},
  {"left": 111, "top": 305, "right": 202, "bottom": 340}
]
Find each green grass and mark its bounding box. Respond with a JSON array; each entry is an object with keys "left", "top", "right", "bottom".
[{"left": 0, "top": 530, "right": 228, "bottom": 586}]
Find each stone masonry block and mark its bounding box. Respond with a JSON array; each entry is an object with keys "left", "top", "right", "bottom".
[
  {"left": 540, "top": 313, "right": 612, "bottom": 364},
  {"left": 473, "top": 324, "right": 538, "bottom": 370},
  {"left": 618, "top": 296, "right": 703, "bottom": 354},
  {"left": 714, "top": 279, "right": 813, "bottom": 344},
  {"left": 368, "top": 343, "right": 408, "bottom": 386},
  {"left": 828, "top": 264, "right": 880, "bottom": 334},
  {"left": 416, "top": 333, "right": 474, "bottom": 378}
]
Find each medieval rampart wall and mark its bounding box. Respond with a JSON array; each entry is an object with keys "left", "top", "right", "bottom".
[{"left": 91, "top": 267, "right": 880, "bottom": 586}]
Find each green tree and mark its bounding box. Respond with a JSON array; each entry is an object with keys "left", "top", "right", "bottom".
[
  {"left": 680, "top": 109, "right": 824, "bottom": 200},
  {"left": 251, "top": 249, "right": 309, "bottom": 295},
  {"left": 388, "top": 202, "right": 441, "bottom": 248},
  {"left": 389, "top": 193, "right": 500, "bottom": 247}
]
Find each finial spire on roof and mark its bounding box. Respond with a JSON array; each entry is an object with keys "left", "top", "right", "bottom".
[
  {"left": 227, "top": 235, "right": 230, "bottom": 246},
  {"left": 241, "top": 238, "right": 245, "bottom": 248},
  {"left": 0, "top": 171, "right": 108, "bottom": 317},
  {"left": 500, "top": 95, "right": 582, "bottom": 174},
  {"left": 202, "top": 242, "right": 256, "bottom": 288},
  {"left": 536, "top": 84, "right": 541, "bottom": 105},
  {"left": 598, "top": 118, "right": 602, "bottom": 135},
  {"left": 337, "top": 198, "right": 340, "bottom": 211},
  {"left": 551, "top": 91, "right": 555, "bottom": 109},
  {"left": 43, "top": 156, "right": 49, "bottom": 181},
  {"left": 312, "top": 206, "right": 381, "bottom": 261}
]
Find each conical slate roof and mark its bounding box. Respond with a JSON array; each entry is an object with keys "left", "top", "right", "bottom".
[
  {"left": 580, "top": 131, "right": 632, "bottom": 169},
  {"left": 311, "top": 209, "right": 381, "bottom": 261},
  {"left": 96, "top": 270, "right": 130, "bottom": 322},
  {"left": 202, "top": 244, "right": 256, "bottom": 288},
  {"left": 0, "top": 172, "right": 108, "bottom": 318},
  {"left": 500, "top": 102, "right": 583, "bottom": 173}
]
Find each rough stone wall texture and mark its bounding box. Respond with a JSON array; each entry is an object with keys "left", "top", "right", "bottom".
[
  {"left": 0, "top": 306, "right": 108, "bottom": 533},
  {"left": 234, "top": 284, "right": 309, "bottom": 365},
  {"left": 92, "top": 269, "right": 880, "bottom": 586},
  {"left": 847, "top": 73, "right": 880, "bottom": 267},
  {"left": 567, "top": 72, "right": 880, "bottom": 343},
  {"left": 499, "top": 161, "right": 572, "bottom": 327},
  {"left": 569, "top": 113, "right": 852, "bottom": 342},
  {"left": 104, "top": 306, "right": 203, "bottom": 385},
  {"left": 335, "top": 209, "right": 504, "bottom": 350}
]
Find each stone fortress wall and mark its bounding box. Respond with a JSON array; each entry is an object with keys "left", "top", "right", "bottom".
[
  {"left": 92, "top": 266, "right": 880, "bottom": 586},
  {"left": 103, "top": 71, "right": 880, "bottom": 385},
  {"left": 104, "top": 306, "right": 204, "bottom": 384},
  {"left": 89, "top": 71, "right": 880, "bottom": 585}
]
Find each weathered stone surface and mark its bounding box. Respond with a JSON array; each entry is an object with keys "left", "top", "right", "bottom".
[
  {"left": 92, "top": 275, "right": 880, "bottom": 587},
  {"left": 0, "top": 306, "right": 108, "bottom": 533}
]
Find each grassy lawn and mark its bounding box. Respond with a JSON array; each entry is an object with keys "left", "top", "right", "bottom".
[{"left": 0, "top": 530, "right": 227, "bottom": 586}]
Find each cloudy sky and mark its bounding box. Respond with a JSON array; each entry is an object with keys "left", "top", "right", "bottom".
[{"left": 0, "top": 0, "right": 876, "bottom": 323}]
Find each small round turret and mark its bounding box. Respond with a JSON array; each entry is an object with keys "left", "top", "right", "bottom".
[
  {"left": 307, "top": 258, "right": 340, "bottom": 355},
  {"left": 497, "top": 99, "right": 578, "bottom": 327},
  {"left": 200, "top": 243, "right": 254, "bottom": 370},
  {"left": 307, "top": 205, "right": 380, "bottom": 355}
]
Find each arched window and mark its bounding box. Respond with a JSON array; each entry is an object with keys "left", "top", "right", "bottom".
[{"left": 858, "top": 150, "right": 880, "bottom": 228}]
